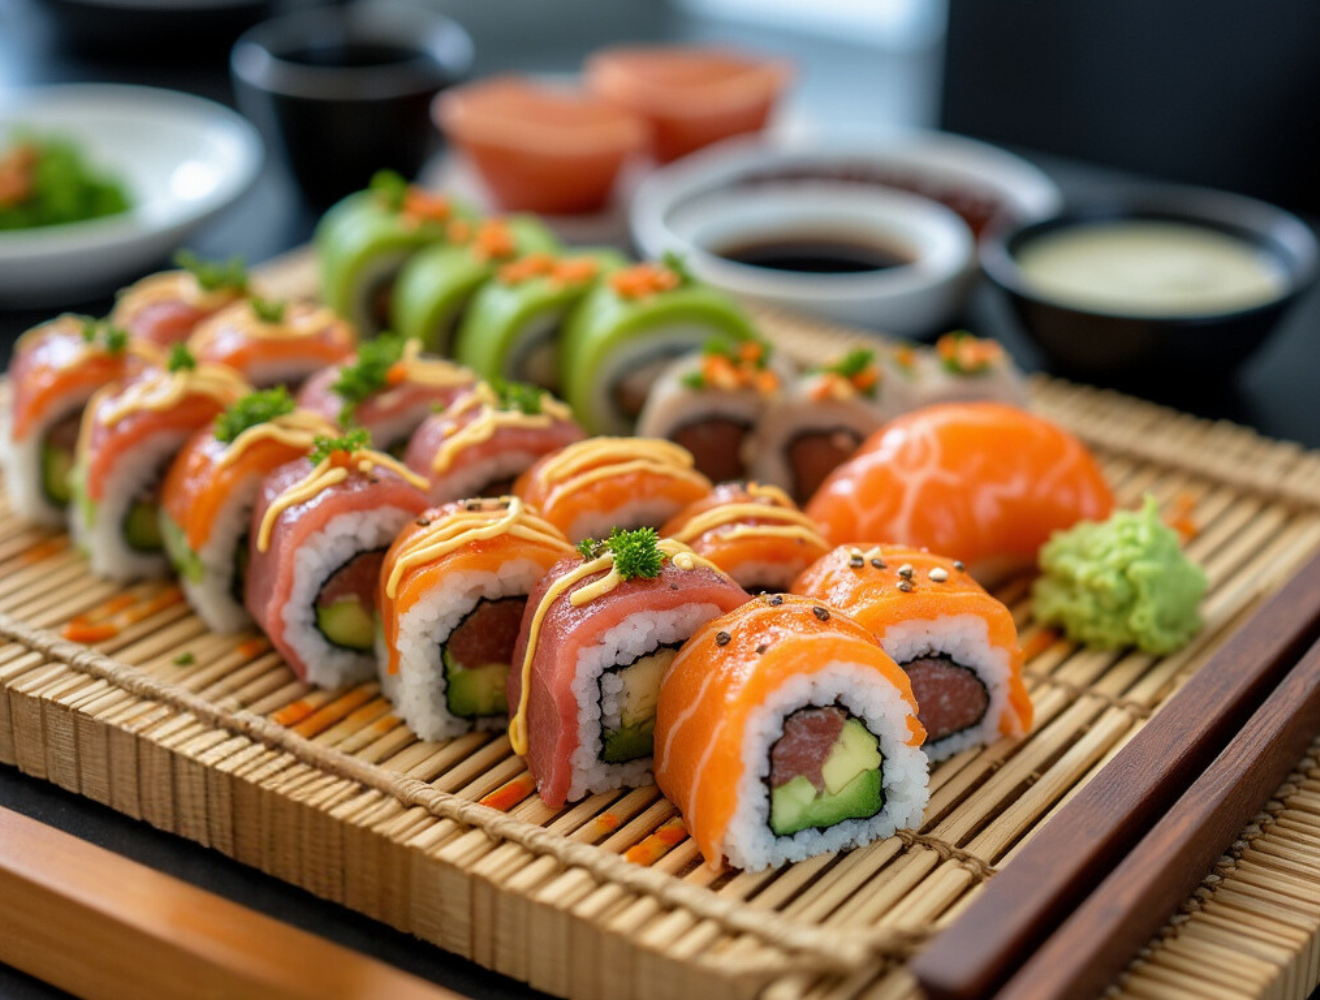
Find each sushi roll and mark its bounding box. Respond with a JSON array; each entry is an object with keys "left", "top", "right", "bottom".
[
  {"left": 745, "top": 349, "right": 896, "bottom": 505},
  {"left": 246, "top": 430, "right": 430, "bottom": 687},
  {"left": 793, "top": 545, "right": 1033, "bottom": 761},
  {"left": 405, "top": 380, "right": 586, "bottom": 504},
  {"left": 507, "top": 528, "right": 748, "bottom": 808},
  {"left": 636, "top": 337, "right": 794, "bottom": 483},
  {"left": 296, "top": 334, "right": 476, "bottom": 452},
  {"left": 189, "top": 297, "right": 356, "bottom": 389},
  {"left": 71, "top": 345, "right": 250, "bottom": 581},
  {"left": 378, "top": 496, "right": 574, "bottom": 740},
  {"left": 159, "top": 388, "right": 338, "bottom": 632},
  {"left": 110, "top": 251, "right": 248, "bottom": 347},
  {"left": 316, "top": 171, "right": 474, "bottom": 337},
  {"left": 453, "top": 249, "right": 626, "bottom": 393},
  {"left": 1, "top": 315, "right": 161, "bottom": 525},
  {"left": 911, "top": 332, "right": 1028, "bottom": 409},
  {"left": 560, "top": 258, "right": 757, "bottom": 435},
  {"left": 514, "top": 436, "right": 712, "bottom": 544},
  {"left": 654, "top": 594, "right": 929, "bottom": 871},
  {"left": 661, "top": 481, "right": 829, "bottom": 592},
  {"left": 390, "top": 216, "right": 560, "bottom": 354},
  {"left": 805, "top": 402, "right": 1114, "bottom": 581}
]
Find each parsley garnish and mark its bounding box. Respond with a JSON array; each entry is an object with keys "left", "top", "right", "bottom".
[
  {"left": 174, "top": 250, "right": 248, "bottom": 293},
  {"left": 331, "top": 333, "right": 409, "bottom": 425},
  {"left": 660, "top": 250, "right": 693, "bottom": 285},
  {"left": 369, "top": 170, "right": 408, "bottom": 212},
  {"left": 492, "top": 378, "right": 545, "bottom": 416},
  {"left": 250, "top": 297, "right": 286, "bottom": 324},
  {"left": 576, "top": 528, "right": 665, "bottom": 581},
  {"left": 214, "top": 387, "right": 296, "bottom": 444},
  {"left": 827, "top": 349, "right": 875, "bottom": 379},
  {"left": 167, "top": 343, "right": 197, "bottom": 373},
  {"left": 77, "top": 316, "right": 128, "bottom": 355},
  {"left": 310, "top": 428, "right": 370, "bottom": 465}
]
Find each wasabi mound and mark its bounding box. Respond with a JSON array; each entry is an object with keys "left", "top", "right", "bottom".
[{"left": 1032, "top": 495, "right": 1207, "bottom": 655}]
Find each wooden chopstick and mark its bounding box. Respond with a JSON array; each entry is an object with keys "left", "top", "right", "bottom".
[
  {"left": 910, "top": 548, "right": 1320, "bottom": 1000},
  {"left": 0, "top": 806, "right": 462, "bottom": 1000},
  {"left": 993, "top": 628, "right": 1320, "bottom": 999}
]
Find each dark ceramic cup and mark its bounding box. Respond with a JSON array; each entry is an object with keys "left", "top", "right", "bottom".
[
  {"left": 981, "top": 187, "right": 1319, "bottom": 386},
  {"left": 231, "top": 0, "right": 472, "bottom": 207}
]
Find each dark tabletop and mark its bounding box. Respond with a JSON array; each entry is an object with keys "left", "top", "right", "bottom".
[{"left": 2, "top": 2, "right": 1320, "bottom": 998}]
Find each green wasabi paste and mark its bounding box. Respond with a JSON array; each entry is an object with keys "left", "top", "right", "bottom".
[{"left": 1032, "top": 495, "right": 1207, "bottom": 655}]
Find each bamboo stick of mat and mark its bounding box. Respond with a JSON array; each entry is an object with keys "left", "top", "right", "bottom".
[
  {"left": 910, "top": 547, "right": 1320, "bottom": 1000},
  {"left": 993, "top": 627, "right": 1320, "bottom": 1000},
  {"left": 0, "top": 806, "right": 461, "bottom": 1000}
]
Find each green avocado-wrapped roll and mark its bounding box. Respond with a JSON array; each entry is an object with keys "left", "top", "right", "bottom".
[
  {"left": 315, "top": 171, "right": 475, "bottom": 337},
  {"left": 560, "top": 257, "right": 757, "bottom": 435},
  {"left": 453, "top": 249, "right": 626, "bottom": 393},
  {"left": 390, "top": 216, "right": 560, "bottom": 355}
]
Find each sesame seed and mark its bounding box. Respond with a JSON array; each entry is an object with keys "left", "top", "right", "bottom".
[
  {"left": 898, "top": 580, "right": 913, "bottom": 593},
  {"left": 812, "top": 606, "right": 830, "bottom": 621},
  {"left": 953, "top": 560, "right": 966, "bottom": 572},
  {"left": 756, "top": 643, "right": 769, "bottom": 654},
  {"left": 768, "top": 594, "right": 784, "bottom": 606},
  {"left": 871, "top": 558, "right": 886, "bottom": 569},
  {"left": 898, "top": 564, "right": 914, "bottom": 579},
  {"left": 930, "top": 567, "right": 950, "bottom": 583},
  {"left": 849, "top": 555, "right": 864, "bottom": 568},
  {"left": 715, "top": 631, "right": 731, "bottom": 646}
]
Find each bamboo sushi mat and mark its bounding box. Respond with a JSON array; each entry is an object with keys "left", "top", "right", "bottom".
[{"left": 6, "top": 249, "right": 1320, "bottom": 1000}]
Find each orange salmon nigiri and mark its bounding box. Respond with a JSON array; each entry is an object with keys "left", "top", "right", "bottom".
[
  {"left": 806, "top": 403, "right": 1113, "bottom": 582},
  {"left": 794, "top": 544, "right": 1031, "bottom": 761},
  {"left": 189, "top": 297, "right": 356, "bottom": 390},
  {"left": 661, "top": 481, "right": 829, "bottom": 592},
  {"left": 514, "top": 436, "right": 712, "bottom": 544},
  {"left": 654, "top": 594, "right": 928, "bottom": 871}
]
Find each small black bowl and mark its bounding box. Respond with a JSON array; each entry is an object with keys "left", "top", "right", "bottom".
[
  {"left": 231, "top": 1, "right": 473, "bottom": 208},
  {"left": 981, "top": 186, "right": 1319, "bottom": 386}
]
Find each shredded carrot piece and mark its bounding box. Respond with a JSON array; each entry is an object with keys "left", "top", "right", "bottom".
[
  {"left": 0, "top": 143, "right": 37, "bottom": 208},
  {"left": 1020, "top": 629, "right": 1060, "bottom": 662},
  {"left": 18, "top": 537, "right": 67, "bottom": 566},
  {"left": 401, "top": 188, "right": 451, "bottom": 225},
  {"left": 471, "top": 220, "right": 517, "bottom": 262},
  {"left": 937, "top": 333, "right": 1002, "bottom": 374},
  {"left": 271, "top": 699, "right": 317, "bottom": 728},
  {"left": 1166, "top": 491, "right": 1200, "bottom": 542},
  {"left": 550, "top": 258, "right": 599, "bottom": 287},
  {"left": 609, "top": 262, "right": 681, "bottom": 300},
  {"left": 122, "top": 587, "right": 185, "bottom": 624},
  {"left": 623, "top": 818, "right": 688, "bottom": 865},
  {"left": 62, "top": 621, "right": 119, "bottom": 644},
  {"left": 446, "top": 218, "right": 472, "bottom": 244},
  {"left": 479, "top": 773, "right": 538, "bottom": 812},
  {"left": 236, "top": 637, "right": 270, "bottom": 659},
  {"left": 497, "top": 252, "right": 556, "bottom": 285}
]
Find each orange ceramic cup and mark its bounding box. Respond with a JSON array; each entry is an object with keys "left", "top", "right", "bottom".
[
  {"left": 434, "top": 75, "right": 647, "bottom": 215},
  {"left": 585, "top": 46, "right": 793, "bottom": 163}
]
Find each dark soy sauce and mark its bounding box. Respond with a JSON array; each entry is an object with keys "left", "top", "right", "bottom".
[
  {"left": 281, "top": 43, "right": 424, "bottom": 69},
  {"left": 716, "top": 235, "right": 914, "bottom": 274}
]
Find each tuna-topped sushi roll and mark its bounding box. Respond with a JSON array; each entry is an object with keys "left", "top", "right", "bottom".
[
  {"left": 515, "top": 437, "right": 712, "bottom": 544},
  {"left": 71, "top": 346, "right": 249, "bottom": 580},
  {"left": 378, "top": 497, "right": 574, "bottom": 740},
  {"left": 406, "top": 380, "right": 586, "bottom": 505},
  {"left": 508, "top": 528, "right": 748, "bottom": 808},
  {"left": 296, "top": 334, "right": 476, "bottom": 453},
  {"left": 1, "top": 316, "right": 161, "bottom": 525},
  {"left": 654, "top": 594, "right": 929, "bottom": 871},
  {"left": 911, "top": 332, "right": 1028, "bottom": 409},
  {"left": 392, "top": 216, "right": 560, "bottom": 354},
  {"left": 746, "top": 349, "right": 896, "bottom": 505},
  {"left": 661, "top": 481, "right": 829, "bottom": 593},
  {"left": 160, "top": 389, "right": 338, "bottom": 632},
  {"left": 189, "top": 297, "right": 356, "bottom": 390},
  {"left": 454, "top": 250, "right": 625, "bottom": 394},
  {"left": 316, "top": 171, "right": 473, "bottom": 337},
  {"left": 794, "top": 545, "right": 1032, "bottom": 761},
  {"left": 560, "top": 258, "right": 757, "bottom": 435},
  {"left": 110, "top": 251, "right": 248, "bottom": 347},
  {"left": 637, "top": 338, "right": 794, "bottom": 483}
]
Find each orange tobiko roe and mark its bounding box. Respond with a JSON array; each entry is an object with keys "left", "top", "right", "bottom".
[
  {"left": 585, "top": 46, "right": 793, "bottom": 163},
  {"left": 434, "top": 76, "right": 647, "bottom": 215}
]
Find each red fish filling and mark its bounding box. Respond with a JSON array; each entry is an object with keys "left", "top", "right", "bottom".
[
  {"left": 440, "top": 596, "right": 526, "bottom": 718},
  {"left": 901, "top": 656, "right": 989, "bottom": 744},
  {"left": 786, "top": 427, "right": 862, "bottom": 503},
  {"left": 768, "top": 705, "right": 884, "bottom": 836},
  {"left": 314, "top": 547, "right": 388, "bottom": 651},
  {"left": 670, "top": 416, "right": 751, "bottom": 484}
]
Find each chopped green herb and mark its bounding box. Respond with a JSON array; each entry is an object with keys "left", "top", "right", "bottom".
[
  {"left": 827, "top": 349, "right": 875, "bottom": 379},
  {"left": 680, "top": 370, "right": 706, "bottom": 391},
  {"left": 576, "top": 538, "right": 600, "bottom": 561},
  {"left": 214, "top": 387, "right": 296, "bottom": 444},
  {"left": 75, "top": 315, "right": 129, "bottom": 355},
  {"left": 0, "top": 135, "right": 132, "bottom": 231},
  {"left": 173, "top": 651, "right": 195, "bottom": 666},
  {"left": 606, "top": 527, "right": 664, "bottom": 582},
  {"left": 491, "top": 378, "right": 545, "bottom": 416},
  {"left": 250, "top": 297, "right": 286, "bottom": 324},
  {"left": 310, "top": 428, "right": 371, "bottom": 465},
  {"left": 167, "top": 343, "right": 197, "bottom": 373},
  {"left": 104, "top": 325, "right": 128, "bottom": 354},
  {"left": 660, "top": 250, "right": 692, "bottom": 285},
  {"left": 331, "top": 333, "right": 409, "bottom": 424},
  {"left": 173, "top": 249, "right": 248, "bottom": 293},
  {"left": 78, "top": 315, "right": 99, "bottom": 342},
  {"left": 369, "top": 169, "right": 409, "bottom": 212}
]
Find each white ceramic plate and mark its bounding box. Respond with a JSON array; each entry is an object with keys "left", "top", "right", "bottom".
[{"left": 0, "top": 84, "right": 263, "bottom": 307}]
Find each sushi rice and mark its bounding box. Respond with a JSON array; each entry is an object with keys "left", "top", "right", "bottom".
[
  {"left": 430, "top": 450, "right": 545, "bottom": 506},
  {"left": 0, "top": 386, "right": 70, "bottom": 527},
  {"left": 163, "top": 490, "right": 258, "bottom": 634}
]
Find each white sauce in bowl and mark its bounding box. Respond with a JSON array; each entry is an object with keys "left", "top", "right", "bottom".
[{"left": 1015, "top": 220, "right": 1288, "bottom": 316}]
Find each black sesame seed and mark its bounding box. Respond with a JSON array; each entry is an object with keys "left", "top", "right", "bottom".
[
  {"left": 871, "top": 558, "right": 885, "bottom": 569},
  {"left": 769, "top": 594, "right": 784, "bottom": 606},
  {"left": 849, "top": 555, "right": 864, "bottom": 568},
  {"left": 812, "top": 606, "right": 830, "bottom": 621},
  {"left": 715, "top": 631, "right": 731, "bottom": 646},
  {"left": 898, "top": 564, "right": 914, "bottom": 579},
  {"left": 898, "top": 580, "right": 913, "bottom": 593},
  {"left": 669, "top": 582, "right": 679, "bottom": 590},
  {"left": 756, "top": 643, "right": 769, "bottom": 654},
  {"left": 953, "top": 560, "right": 966, "bottom": 572},
  {"left": 416, "top": 517, "right": 432, "bottom": 527}
]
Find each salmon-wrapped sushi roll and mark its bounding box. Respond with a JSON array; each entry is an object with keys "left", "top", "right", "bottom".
[
  {"left": 515, "top": 437, "right": 712, "bottom": 544},
  {"left": 794, "top": 545, "right": 1032, "bottom": 761},
  {"left": 72, "top": 346, "right": 249, "bottom": 580},
  {"left": 160, "top": 389, "right": 337, "bottom": 632},
  {"left": 637, "top": 338, "right": 795, "bottom": 483},
  {"left": 110, "top": 252, "right": 248, "bottom": 347},
  {"left": 745, "top": 349, "right": 900, "bottom": 505},
  {"left": 507, "top": 528, "right": 748, "bottom": 808},
  {"left": 406, "top": 381, "right": 586, "bottom": 504},
  {"left": 378, "top": 497, "right": 574, "bottom": 740},
  {"left": 1, "top": 316, "right": 162, "bottom": 525},
  {"left": 189, "top": 298, "right": 356, "bottom": 389},
  {"left": 661, "top": 481, "right": 829, "bottom": 592},
  {"left": 246, "top": 431, "right": 429, "bottom": 687},
  {"left": 911, "top": 332, "right": 1028, "bottom": 409},
  {"left": 655, "top": 594, "right": 929, "bottom": 871},
  {"left": 296, "top": 334, "right": 476, "bottom": 452}
]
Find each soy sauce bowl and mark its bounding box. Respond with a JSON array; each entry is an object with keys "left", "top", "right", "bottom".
[
  {"left": 981, "top": 187, "right": 1319, "bottom": 385},
  {"left": 231, "top": 1, "right": 472, "bottom": 207}
]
